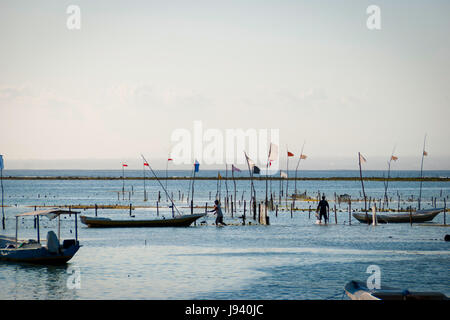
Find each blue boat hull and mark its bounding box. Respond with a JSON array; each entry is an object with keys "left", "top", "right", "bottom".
[{"left": 0, "top": 242, "right": 80, "bottom": 264}]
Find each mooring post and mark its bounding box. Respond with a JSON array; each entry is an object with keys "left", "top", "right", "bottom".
[
  {"left": 409, "top": 206, "right": 413, "bottom": 226},
  {"left": 95, "top": 203, "right": 98, "bottom": 217},
  {"left": 231, "top": 195, "right": 234, "bottom": 218},
  {"left": 190, "top": 200, "right": 193, "bottom": 215},
  {"left": 276, "top": 204, "right": 278, "bottom": 217},
  {"left": 290, "top": 202, "right": 293, "bottom": 219},
  {"left": 243, "top": 200, "right": 246, "bottom": 225},
  {"left": 308, "top": 205, "right": 311, "bottom": 219},
  {"left": 156, "top": 201, "right": 159, "bottom": 216},
  {"left": 348, "top": 201, "right": 351, "bottom": 225},
  {"left": 258, "top": 203, "right": 261, "bottom": 222},
  {"left": 129, "top": 203, "right": 132, "bottom": 216},
  {"left": 36, "top": 215, "right": 40, "bottom": 243},
  {"left": 33, "top": 206, "right": 37, "bottom": 228}
]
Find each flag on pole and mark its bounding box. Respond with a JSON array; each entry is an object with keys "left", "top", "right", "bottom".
[
  {"left": 231, "top": 164, "right": 241, "bottom": 172},
  {"left": 300, "top": 154, "right": 307, "bottom": 160},
  {"left": 287, "top": 151, "right": 294, "bottom": 157},
  {"left": 144, "top": 162, "right": 149, "bottom": 166},
  {"left": 280, "top": 171, "right": 288, "bottom": 179},
  {"left": 391, "top": 155, "right": 398, "bottom": 161},
  {"left": 253, "top": 166, "right": 261, "bottom": 174},
  {"left": 423, "top": 151, "right": 428, "bottom": 156},
  {"left": 194, "top": 160, "right": 200, "bottom": 172},
  {"left": 168, "top": 158, "right": 173, "bottom": 161},
  {"left": 122, "top": 164, "right": 128, "bottom": 167},
  {"left": 268, "top": 143, "right": 279, "bottom": 162},
  {"left": 359, "top": 153, "right": 367, "bottom": 163},
  {"left": 244, "top": 152, "right": 255, "bottom": 169},
  {"left": 0, "top": 155, "right": 3, "bottom": 170}
]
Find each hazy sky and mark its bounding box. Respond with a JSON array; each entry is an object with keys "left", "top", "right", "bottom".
[{"left": 1, "top": 0, "right": 449, "bottom": 170}]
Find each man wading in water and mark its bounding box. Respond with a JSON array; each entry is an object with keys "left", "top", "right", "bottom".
[
  {"left": 316, "top": 195, "right": 329, "bottom": 224},
  {"left": 210, "top": 200, "right": 227, "bottom": 226}
]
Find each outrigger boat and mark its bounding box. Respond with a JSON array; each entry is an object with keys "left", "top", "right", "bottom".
[
  {"left": 345, "top": 280, "right": 448, "bottom": 300},
  {"left": 0, "top": 209, "right": 81, "bottom": 264},
  {"left": 80, "top": 154, "right": 206, "bottom": 228},
  {"left": 80, "top": 213, "right": 205, "bottom": 228},
  {"left": 352, "top": 207, "right": 443, "bottom": 224}
]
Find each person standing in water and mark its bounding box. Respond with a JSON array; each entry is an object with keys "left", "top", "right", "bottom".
[
  {"left": 316, "top": 195, "right": 329, "bottom": 224},
  {"left": 210, "top": 200, "right": 227, "bottom": 226}
]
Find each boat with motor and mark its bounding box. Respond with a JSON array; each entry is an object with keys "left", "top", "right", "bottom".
[{"left": 0, "top": 209, "right": 81, "bottom": 264}]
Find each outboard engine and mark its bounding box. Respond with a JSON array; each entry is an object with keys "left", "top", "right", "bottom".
[{"left": 46, "top": 231, "right": 60, "bottom": 253}]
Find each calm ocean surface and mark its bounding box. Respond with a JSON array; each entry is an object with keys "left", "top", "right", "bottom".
[{"left": 0, "top": 170, "right": 449, "bottom": 300}]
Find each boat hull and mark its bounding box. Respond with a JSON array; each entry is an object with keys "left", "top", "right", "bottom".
[
  {"left": 0, "top": 242, "right": 80, "bottom": 265},
  {"left": 345, "top": 280, "right": 448, "bottom": 300},
  {"left": 80, "top": 214, "right": 206, "bottom": 228},
  {"left": 352, "top": 208, "right": 443, "bottom": 224}
]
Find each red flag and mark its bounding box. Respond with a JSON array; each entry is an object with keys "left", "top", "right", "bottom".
[
  {"left": 423, "top": 151, "right": 428, "bottom": 156},
  {"left": 232, "top": 164, "right": 241, "bottom": 172},
  {"left": 390, "top": 156, "right": 398, "bottom": 161},
  {"left": 143, "top": 163, "right": 149, "bottom": 166},
  {"left": 122, "top": 164, "right": 128, "bottom": 167},
  {"left": 287, "top": 151, "right": 294, "bottom": 157},
  {"left": 168, "top": 158, "right": 173, "bottom": 161}
]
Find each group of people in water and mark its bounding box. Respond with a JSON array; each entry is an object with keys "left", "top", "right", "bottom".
[{"left": 209, "top": 195, "right": 331, "bottom": 226}]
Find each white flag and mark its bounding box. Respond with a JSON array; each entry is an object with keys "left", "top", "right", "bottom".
[
  {"left": 268, "top": 143, "right": 279, "bottom": 162},
  {"left": 244, "top": 152, "right": 255, "bottom": 169},
  {"left": 359, "top": 153, "right": 367, "bottom": 163}
]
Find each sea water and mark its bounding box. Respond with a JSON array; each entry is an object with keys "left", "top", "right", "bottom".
[{"left": 0, "top": 170, "right": 449, "bottom": 300}]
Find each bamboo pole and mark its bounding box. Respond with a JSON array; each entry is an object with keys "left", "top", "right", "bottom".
[
  {"left": 358, "top": 152, "right": 367, "bottom": 212},
  {"left": 1, "top": 164, "right": 4, "bottom": 230},
  {"left": 348, "top": 200, "right": 352, "bottom": 225},
  {"left": 418, "top": 134, "right": 427, "bottom": 210},
  {"left": 294, "top": 142, "right": 305, "bottom": 195}
]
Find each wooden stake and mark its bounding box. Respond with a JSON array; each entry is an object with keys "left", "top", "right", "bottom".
[{"left": 348, "top": 200, "right": 352, "bottom": 225}]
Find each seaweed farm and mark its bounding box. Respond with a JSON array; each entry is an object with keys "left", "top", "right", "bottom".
[{"left": 0, "top": 169, "right": 449, "bottom": 300}]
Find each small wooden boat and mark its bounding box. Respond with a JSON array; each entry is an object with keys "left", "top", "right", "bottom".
[
  {"left": 80, "top": 213, "right": 206, "bottom": 228},
  {"left": 0, "top": 209, "right": 81, "bottom": 264},
  {"left": 352, "top": 208, "right": 443, "bottom": 224},
  {"left": 291, "top": 192, "right": 308, "bottom": 200},
  {"left": 345, "top": 280, "right": 448, "bottom": 300}
]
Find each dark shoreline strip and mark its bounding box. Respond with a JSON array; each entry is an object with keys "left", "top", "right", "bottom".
[{"left": 2, "top": 176, "right": 449, "bottom": 182}]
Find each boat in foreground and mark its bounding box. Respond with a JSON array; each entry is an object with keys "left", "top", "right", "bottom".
[
  {"left": 345, "top": 280, "right": 448, "bottom": 300},
  {"left": 352, "top": 207, "right": 443, "bottom": 224},
  {"left": 0, "top": 209, "right": 81, "bottom": 264},
  {"left": 80, "top": 213, "right": 206, "bottom": 228}
]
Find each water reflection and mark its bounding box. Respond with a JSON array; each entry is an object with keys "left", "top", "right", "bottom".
[{"left": 2, "top": 263, "right": 79, "bottom": 300}]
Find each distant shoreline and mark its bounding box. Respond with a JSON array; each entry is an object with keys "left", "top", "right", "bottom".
[{"left": 1, "top": 176, "right": 448, "bottom": 182}]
